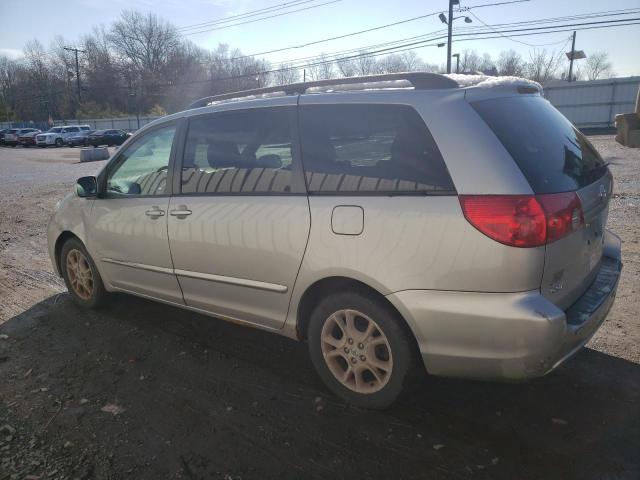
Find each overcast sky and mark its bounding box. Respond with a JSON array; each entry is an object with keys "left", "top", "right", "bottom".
[{"left": 1, "top": 0, "right": 639, "bottom": 76}]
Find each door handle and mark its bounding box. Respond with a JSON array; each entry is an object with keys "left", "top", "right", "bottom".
[
  {"left": 145, "top": 206, "right": 165, "bottom": 219},
  {"left": 169, "top": 206, "right": 192, "bottom": 218}
]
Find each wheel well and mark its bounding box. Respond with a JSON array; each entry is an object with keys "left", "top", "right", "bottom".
[
  {"left": 54, "top": 231, "right": 80, "bottom": 275},
  {"left": 296, "top": 276, "right": 413, "bottom": 341}
]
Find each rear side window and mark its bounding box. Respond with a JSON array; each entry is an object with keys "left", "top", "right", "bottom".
[
  {"left": 299, "top": 104, "right": 454, "bottom": 194},
  {"left": 181, "top": 107, "right": 293, "bottom": 195},
  {"left": 472, "top": 96, "right": 608, "bottom": 193}
]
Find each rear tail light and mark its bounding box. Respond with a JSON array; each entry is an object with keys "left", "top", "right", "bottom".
[{"left": 459, "top": 193, "right": 584, "bottom": 248}]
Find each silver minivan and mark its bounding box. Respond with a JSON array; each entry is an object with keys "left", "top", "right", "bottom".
[{"left": 47, "top": 73, "right": 622, "bottom": 408}]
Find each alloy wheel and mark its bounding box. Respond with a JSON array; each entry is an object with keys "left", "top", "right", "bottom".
[
  {"left": 320, "top": 309, "right": 393, "bottom": 394},
  {"left": 66, "top": 249, "right": 94, "bottom": 300}
]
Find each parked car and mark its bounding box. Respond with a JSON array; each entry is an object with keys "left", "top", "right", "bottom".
[
  {"left": 4, "top": 128, "right": 40, "bottom": 146},
  {"left": 88, "top": 129, "right": 131, "bottom": 147},
  {"left": 47, "top": 73, "right": 621, "bottom": 408},
  {"left": 18, "top": 130, "right": 42, "bottom": 147},
  {"left": 67, "top": 130, "right": 94, "bottom": 147},
  {"left": 36, "top": 125, "right": 91, "bottom": 147},
  {"left": 0, "top": 128, "right": 11, "bottom": 145}
]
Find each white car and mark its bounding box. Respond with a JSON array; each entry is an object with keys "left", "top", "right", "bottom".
[
  {"left": 3, "top": 128, "right": 40, "bottom": 146},
  {"left": 36, "top": 125, "right": 91, "bottom": 147}
]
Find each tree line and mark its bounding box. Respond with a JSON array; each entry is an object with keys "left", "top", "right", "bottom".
[{"left": 0, "top": 11, "right": 614, "bottom": 122}]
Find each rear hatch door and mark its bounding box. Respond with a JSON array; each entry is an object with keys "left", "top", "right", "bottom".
[{"left": 472, "top": 95, "right": 612, "bottom": 310}]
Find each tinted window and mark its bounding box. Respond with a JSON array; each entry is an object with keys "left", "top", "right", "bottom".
[
  {"left": 299, "top": 104, "right": 454, "bottom": 194},
  {"left": 49, "top": 128, "right": 62, "bottom": 133},
  {"left": 107, "top": 124, "right": 176, "bottom": 196},
  {"left": 181, "top": 108, "right": 293, "bottom": 194},
  {"left": 80, "top": 126, "right": 90, "bottom": 131},
  {"left": 66, "top": 127, "right": 79, "bottom": 133},
  {"left": 472, "top": 96, "right": 608, "bottom": 193}
]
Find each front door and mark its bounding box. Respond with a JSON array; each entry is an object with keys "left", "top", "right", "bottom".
[
  {"left": 89, "top": 123, "right": 184, "bottom": 304},
  {"left": 167, "top": 104, "right": 310, "bottom": 329}
]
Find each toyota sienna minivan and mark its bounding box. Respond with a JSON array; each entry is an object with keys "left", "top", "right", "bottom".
[{"left": 47, "top": 73, "right": 622, "bottom": 408}]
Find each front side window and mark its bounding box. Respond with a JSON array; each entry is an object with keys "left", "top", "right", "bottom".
[
  {"left": 49, "top": 128, "right": 62, "bottom": 133},
  {"left": 66, "top": 127, "right": 79, "bottom": 133},
  {"left": 106, "top": 124, "right": 176, "bottom": 196},
  {"left": 181, "top": 108, "right": 293, "bottom": 194},
  {"left": 299, "top": 104, "right": 454, "bottom": 194}
]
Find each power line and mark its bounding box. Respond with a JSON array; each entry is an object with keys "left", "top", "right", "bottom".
[
  {"left": 230, "top": 4, "right": 636, "bottom": 62},
  {"left": 176, "top": 0, "right": 329, "bottom": 32},
  {"left": 178, "top": 0, "right": 343, "bottom": 36},
  {"left": 181, "top": 19, "right": 640, "bottom": 87},
  {"left": 226, "top": 11, "right": 446, "bottom": 60},
  {"left": 467, "top": 11, "right": 570, "bottom": 46},
  {"left": 266, "top": 7, "right": 638, "bottom": 66}
]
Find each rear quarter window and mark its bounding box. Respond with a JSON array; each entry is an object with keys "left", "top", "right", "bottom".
[
  {"left": 471, "top": 96, "right": 608, "bottom": 193},
  {"left": 299, "top": 103, "right": 454, "bottom": 194}
]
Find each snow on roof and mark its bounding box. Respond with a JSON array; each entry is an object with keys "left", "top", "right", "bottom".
[{"left": 445, "top": 74, "right": 542, "bottom": 92}]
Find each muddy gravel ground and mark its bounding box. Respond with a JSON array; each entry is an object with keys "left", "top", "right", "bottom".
[{"left": 0, "top": 138, "right": 638, "bottom": 480}]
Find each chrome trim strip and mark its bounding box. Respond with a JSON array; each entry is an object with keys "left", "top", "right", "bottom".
[
  {"left": 100, "top": 258, "right": 287, "bottom": 293},
  {"left": 174, "top": 269, "right": 288, "bottom": 293},
  {"left": 101, "top": 258, "right": 174, "bottom": 275}
]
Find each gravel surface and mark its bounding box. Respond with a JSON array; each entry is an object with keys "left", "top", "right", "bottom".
[{"left": 0, "top": 139, "right": 638, "bottom": 480}]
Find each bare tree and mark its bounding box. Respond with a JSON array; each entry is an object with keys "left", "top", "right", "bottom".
[
  {"left": 109, "top": 11, "right": 180, "bottom": 75},
  {"left": 336, "top": 57, "right": 358, "bottom": 77},
  {"left": 524, "top": 49, "right": 562, "bottom": 83},
  {"left": 584, "top": 51, "right": 613, "bottom": 80},
  {"left": 307, "top": 53, "right": 334, "bottom": 80},
  {"left": 272, "top": 64, "right": 301, "bottom": 85},
  {"left": 479, "top": 53, "right": 496, "bottom": 74},
  {"left": 353, "top": 51, "right": 380, "bottom": 76},
  {"left": 497, "top": 49, "right": 524, "bottom": 76},
  {"left": 399, "top": 51, "right": 424, "bottom": 71},
  {"left": 459, "top": 50, "right": 482, "bottom": 73},
  {"left": 378, "top": 54, "right": 405, "bottom": 73}
]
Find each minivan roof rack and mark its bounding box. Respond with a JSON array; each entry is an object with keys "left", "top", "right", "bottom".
[{"left": 186, "top": 72, "right": 459, "bottom": 109}]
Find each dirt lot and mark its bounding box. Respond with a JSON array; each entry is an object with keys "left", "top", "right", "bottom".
[{"left": 0, "top": 138, "right": 638, "bottom": 480}]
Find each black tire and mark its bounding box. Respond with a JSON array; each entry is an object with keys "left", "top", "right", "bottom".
[
  {"left": 307, "top": 290, "right": 423, "bottom": 409},
  {"left": 60, "top": 238, "right": 107, "bottom": 308},
  {"left": 55, "top": 138, "right": 63, "bottom": 147}
]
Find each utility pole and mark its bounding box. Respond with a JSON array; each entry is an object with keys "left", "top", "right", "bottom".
[
  {"left": 64, "top": 46, "right": 85, "bottom": 103},
  {"left": 446, "top": 0, "right": 454, "bottom": 74},
  {"left": 567, "top": 31, "right": 577, "bottom": 82}
]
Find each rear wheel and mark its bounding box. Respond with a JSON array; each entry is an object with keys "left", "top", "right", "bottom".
[
  {"left": 307, "top": 290, "right": 422, "bottom": 409},
  {"left": 60, "top": 238, "right": 107, "bottom": 308}
]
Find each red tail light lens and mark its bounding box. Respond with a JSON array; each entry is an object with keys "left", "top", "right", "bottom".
[
  {"left": 459, "top": 193, "right": 584, "bottom": 248},
  {"left": 537, "top": 192, "right": 584, "bottom": 243}
]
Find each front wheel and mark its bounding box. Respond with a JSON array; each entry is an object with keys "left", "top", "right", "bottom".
[
  {"left": 55, "top": 138, "right": 63, "bottom": 147},
  {"left": 60, "top": 238, "right": 107, "bottom": 308},
  {"left": 307, "top": 291, "right": 422, "bottom": 409}
]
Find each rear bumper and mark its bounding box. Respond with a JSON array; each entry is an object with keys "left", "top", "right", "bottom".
[{"left": 386, "top": 230, "right": 622, "bottom": 381}]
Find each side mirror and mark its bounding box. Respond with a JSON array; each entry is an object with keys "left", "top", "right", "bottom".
[{"left": 76, "top": 176, "right": 98, "bottom": 198}]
